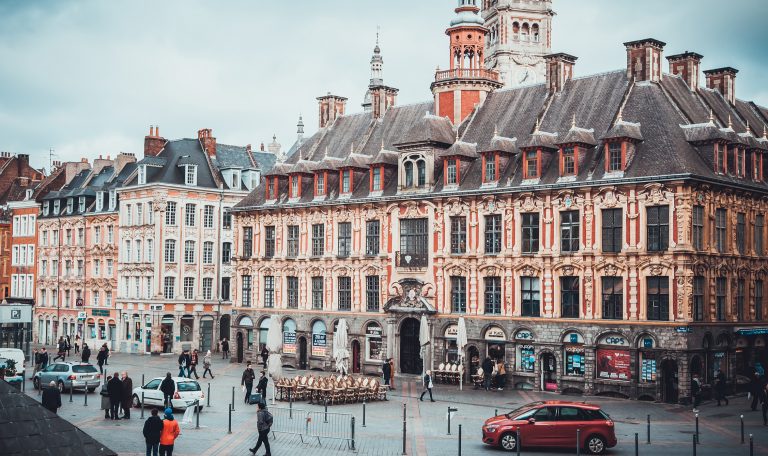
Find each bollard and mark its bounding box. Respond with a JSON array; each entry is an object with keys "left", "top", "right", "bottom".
[
  {"left": 458, "top": 424, "right": 462, "bottom": 456},
  {"left": 448, "top": 406, "right": 458, "bottom": 435},
  {"left": 495, "top": 408, "right": 498, "bottom": 417},
  {"left": 289, "top": 393, "right": 293, "bottom": 419},
  {"left": 22, "top": 375, "right": 25, "bottom": 392},
  {"left": 740, "top": 414, "right": 744, "bottom": 444},
  {"left": 695, "top": 413, "right": 699, "bottom": 444},
  {"left": 84, "top": 382, "right": 88, "bottom": 406},
  {"left": 324, "top": 398, "right": 328, "bottom": 423},
  {"left": 576, "top": 428, "right": 581, "bottom": 456},
  {"left": 516, "top": 427, "right": 521, "bottom": 456},
  {"left": 692, "top": 433, "right": 696, "bottom": 456},
  {"left": 207, "top": 383, "right": 211, "bottom": 407},
  {"left": 69, "top": 384, "right": 73, "bottom": 403},
  {"left": 231, "top": 386, "right": 235, "bottom": 411},
  {"left": 228, "top": 404, "right": 232, "bottom": 434},
  {"left": 402, "top": 403, "right": 407, "bottom": 455},
  {"left": 142, "top": 374, "right": 145, "bottom": 387},
  {"left": 362, "top": 400, "right": 366, "bottom": 427},
  {"left": 635, "top": 432, "right": 639, "bottom": 456},
  {"left": 141, "top": 393, "right": 145, "bottom": 419},
  {"left": 195, "top": 400, "right": 200, "bottom": 429},
  {"left": 351, "top": 416, "right": 356, "bottom": 451},
  {"left": 647, "top": 414, "right": 651, "bottom": 444},
  {"left": 749, "top": 434, "right": 753, "bottom": 456}
]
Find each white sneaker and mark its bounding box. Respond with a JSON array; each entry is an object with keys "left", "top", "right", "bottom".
[{"left": 692, "top": 409, "right": 699, "bottom": 413}]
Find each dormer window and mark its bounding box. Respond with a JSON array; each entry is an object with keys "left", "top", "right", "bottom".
[
  {"left": 53, "top": 200, "right": 60, "bottom": 215},
  {"left": 524, "top": 150, "right": 540, "bottom": 178},
  {"left": 735, "top": 147, "right": 745, "bottom": 177},
  {"left": 231, "top": 170, "right": 241, "bottom": 190},
  {"left": 560, "top": 146, "right": 577, "bottom": 176},
  {"left": 402, "top": 154, "right": 426, "bottom": 188},
  {"left": 96, "top": 192, "right": 104, "bottom": 211},
  {"left": 184, "top": 165, "right": 197, "bottom": 186},
  {"left": 483, "top": 153, "right": 498, "bottom": 182},
  {"left": 290, "top": 175, "right": 300, "bottom": 198},
  {"left": 445, "top": 159, "right": 458, "bottom": 185},
  {"left": 606, "top": 142, "right": 624, "bottom": 172},
  {"left": 108, "top": 190, "right": 116, "bottom": 211},
  {"left": 43, "top": 201, "right": 50, "bottom": 216},
  {"left": 67, "top": 198, "right": 74, "bottom": 214},
  {"left": 341, "top": 170, "right": 351, "bottom": 194},
  {"left": 137, "top": 164, "right": 147, "bottom": 185},
  {"left": 265, "top": 178, "right": 275, "bottom": 200},
  {"left": 754, "top": 152, "right": 763, "bottom": 181},
  {"left": 78, "top": 196, "right": 85, "bottom": 212},
  {"left": 25, "top": 189, "right": 32, "bottom": 200},
  {"left": 315, "top": 172, "right": 326, "bottom": 196},
  {"left": 371, "top": 167, "right": 382, "bottom": 191}
]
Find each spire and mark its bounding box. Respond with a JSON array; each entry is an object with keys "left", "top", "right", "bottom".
[
  {"left": 617, "top": 107, "right": 624, "bottom": 123},
  {"left": 708, "top": 109, "right": 715, "bottom": 124},
  {"left": 369, "top": 29, "right": 384, "bottom": 86},
  {"left": 571, "top": 114, "right": 577, "bottom": 129},
  {"left": 534, "top": 117, "right": 541, "bottom": 133},
  {"left": 296, "top": 114, "right": 305, "bottom": 143}
]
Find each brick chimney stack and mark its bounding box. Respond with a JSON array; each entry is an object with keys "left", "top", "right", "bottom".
[
  {"left": 624, "top": 38, "right": 666, "bottom": 83},
  {"left": 666, "top": 52, "right": 703, "bottom": 91},
  {"left": 544, "top": 53, "right": 577, "bottom": 94},
  {"left": 144, "top": 125, "right": 166, "bottom": 157},
  {"left": 198, "top": 128, "right": 217, "bottom": 157},
  {"left": 17, "top": 154, "right": 30, "bottom": 177},
  {"left": 317, "top": 93, "right": 348, "bottom": 128},
  {"left": 704, "top": 67, "right": 738, "bottom": 104}
]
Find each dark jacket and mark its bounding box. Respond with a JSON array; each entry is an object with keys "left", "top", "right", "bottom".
[
  {"left": 423, "top": 373, "right": 432, "bottom": 388},
  {"left": 40, "top": 352, "right": 48, "bottom": 366},
  {"left": 143, "top": 415, "right": 164, "bottom": 444},
  {"left": 222, "top": 340, "right": 229, "bottom": 352},
  {"left": 482, "top": 358, "right": 494, "bottom": 375},
  {"left": 160, "top": 377, "right": 176, "bottom": 396},
  {"left": 715, "top": 372, "right": 727, "bottom": 393},
  {"left": 256, "top": 409, "right": 273, "bottom": 432},
  {"left": 57, "top": 341, "right": 66, "bottom": 353},
  {"left": 178, "top": 353, "right": 190, "bottom": 367},
  {"left": 41, "top": 386, "right": 61, "bottom": 413},
  {"left": 382, "top": 362, "right": 391, "bottom": 378},
  {"left": 33, "top": 352, "right": 40, "bottom": 364},
  {"left": 257, "top": 376, "right": 268, "bottom": 391},
  {"left": 81, "top": 346, "right": 91, "bottom": 363},
  {"left": 121, "top": 376, "right": 133, "bottom": 408},
  {"left": 107, "top": 376, "right": 123, "bottom": 401},
  {"left": 96, "top": 349, "right": 107, "bottom": 365},
  {"left": 241, "top": 368, "right": 256, "bottom": 386},
  {"left": 691, "top": 378, "right": 701, "bottom": 396}
]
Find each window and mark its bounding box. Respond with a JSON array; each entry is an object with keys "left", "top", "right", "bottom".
[
  {"left": 202, "top": 277, "right": 213, "bottom": 300},
  {"left": 756, "top": 214, "right": 765, "bottom": 256},
  {"left": 737, "top": 279, "right": 745, "bottom": 321},
  {"left": 446, "top": 159, "right": 458, "bottom": 185},
  {"left": 286, "top": 276, "right": 299, "bottom": 309},
  {"left": 450, "top": 216, "right": 466, "bottom": 254},
  {"left": 185, "top": 203, "right": 196, "bottom": 227},
  {"left": 450, "top": 276, "right": 467, "bottom": 313},
  {"left": 525, "top": 150, "right": 538, "bottom": 178},
  {"left": 163, "top": 277, "right": 175, "bottom": 299},
  {"left": 147, "top": 239, "right": 154, "bottom": 262},
  {"left": 137, "top": 165, "right": 146, "bottom": 184},
  {"left": 366, "top": 221, "right": 380, "bottom": 256},
  {"left": 521, "top": 277, "right": 540, "bottom": 317},
  {"left": 602, "top": 208, "right": 623, "bottom": 253},
  {"left": 716, "top": 277, "right": 727, "bottom": 321},
  {"left": 165, "top": 201, "right": 177, "bottom": 226},
  {"left": 403, "top": 154, "right": 426, "bottom": 188},
  {"left": 108, "top": 190, "right": 116, "bottom": 210},
  {"left": 222, "top": 242, "right": 231, "bottom": 264},
  {"left": 485, "top": 154, "right": 497, "bottom": 182},
  {"left": 78, "top": 196, "right": 85, "bottom": 213},
  {"left": 135, "top": 240, "right": 142, "bottom": 262},
  {"left": 646, "top": 206, "right": 669, "bottom": 252},
  {"left": 371, "top": 166, "right": 382, "bottom": 191},
  {"left": 147, "top": 202, "right": 154, "bottom": 224},
  {"left": 264, "top": 276, "right": 275, "bottom": 308},
  {"left": 561, "top": 146, "right": 576, "bottom": 175},
  {"left": 107, "top": 226, "right": 114, "bottom": 244},
  {"left": 184, "top": 240, "right": 196, "bottom": 263},
  {"left": 736, "top": 212, "right": 748, "bottom": 255},
  {"left": 338, "top": 222, "right": 351, "bottom": 257},
  {"left": 164, "top": 239, "right": 177, "bottom": 263},
  {"left": 716, "top": 144, "right": 725, "bottom": 173},
  {"left": 608, "top": 143, "right": 622, "bottom": 172},
  {"left": 183, "top": 277, "right": 194, "bottom": 299},
  {"left": 136, "top": 203, "right": 143, "bottom": 224},
  {"left": 485, "top": 214, "right": 502, "bottom": 254},
  {"left": 484, "top": 276, "right": 501, "bottom": 314},
  {"left": 221, "top": 277, "right": 231, "bottom": 301},
  {"left": 241, "top": 275, "right": 252, "bottom": 307},
  {"left": 242, "top": 227, "right": 253, "bottom": 258},
  {"left": 338, "top": 276, "right": 351, "bottom": 311},
  {"left": 124, "top": 240, "right": 132, "bottom": 263},
  {"left": 560, "top": 210, "right": 579, "bottom": 253},
  {"left": 366, "top": 275, "right": 380, "bottom": 312},
  {"left": 92, "top": 290, "right": 100, "bottom": 307},
  {"left": 693, "top": 276, "right": 705, "bottom": 321},
  {"left": 316, "top": 173, "right": 325, "bottom": 195},
  {"left": 341, "top": 170, "right": 351, "bottom": 193},
  {"left": 146, "top": 277, "right": 153, "bottom": 299},
  {"left": 647, "top": 277, "right": 669, "bottom": 321},
  {"left": 185, "top": 165, "right": 197, "bottom": 186},
  {"left": 602, "top": 277, "right": 623, "bottom": 320},
  {"left": 203, "top": 205, "right": 214, "bottom": 228},
  {"left": 67, "top": 198, "right": 73, "bottom": 213},
  {"left": 522, "top": 213, "right": 539, "bottom": 254},
  {"left": 43, "top": 201, "right": 50, "bottom": 216},
  {"left": 264, "top": 226, "right": 275, "bottom": 258},
  {"left": 94, "top": 226, "right": 101, "bottom": 244},
  {"left": 203, "top": 241, "right": 214, "bottom": 264},
  {"left": 756, "top": 280, "right": 763, "bottom": 321},
  {"left": 715, "top": 208, "right": 727, "bottom": 253},
  {"left": 692, "top": 205, "right": 704, "bottom": 251},
  {"left": 223, "top": 211, "right": 232, "bottom": 230},
  {"left": 77, "top": 228, "right": 84, "bottom": 245},
  {"left": 399, "top": 218, "right": 428, "bottom": 266},
  {"left": 312, "top": 224, "right": 324, "bottom": 256},
  {"left": 282, "top": 225, "right": 298, "bottom": 257},
  {"left": 290, "top": 175, "right": 299, "bottom": 197},
  {"left": 106, "top": 259, "right": 113, "bottom": 276},
  {"left": 312, "top": 277, "right": 323, "bottom": 310},
  {"left": 560, "top": 276, "right": 579, "bottom": 318}
]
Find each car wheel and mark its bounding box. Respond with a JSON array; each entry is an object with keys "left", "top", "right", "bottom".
[
  {"left": 57, "top": 380, "right": 66, "bottom": 393},
  {"left": 33, "top": 378, "right": 39, "bottom": 390},
  {"left": 585, "top": 434, "right": 607, "bottom": 455},
  {"left": 132, "top": 394, "right": 141, "bottom": 408},
  {"left": 499, "top": 433, "right": 518, "bottom": 451}
]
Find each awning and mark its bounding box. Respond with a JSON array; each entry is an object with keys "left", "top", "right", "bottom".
[{"left": 735, "top": 328, "right": 768, "bottom": 336}]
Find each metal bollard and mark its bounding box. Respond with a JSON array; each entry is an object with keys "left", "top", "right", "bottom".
[
  {"left": 692, "top": 433, "right": 697, "bottom": 456},
  {"left": 402, "top": 403, "right": 407, "bottom": 455},
  {"left": 84, "top": 382, "right": 88, "bottom": 406},
  {"left": 142, "top": 374, "right": 145, "bottom": 387},
  {"left": 749, "top": 434, "right": 753, "bottom": 456},
  {"left": 741, "top": 414, "right": 745, "bottom": 444},
  {"left": 228, "top": 404, "right": 232, "bottom": 434},
  {"left": 635, "top": 432, "right": 639, "bottom": 456},
  {"left": 324, "top": 398, "right": 328, "bottom": 423},
  {"left": 207, "top": 383, "right": 211, "bottom": 407},
  {"left": 69, "top": 384, "right": 73, "bottom": 402},
  {"left": 576, "top": 428, "right": 581, "bottom": 456},
  {"left": 448, "top": 406, "right": 458, "bottom": 435},
  {"left": 495, "top": 408, "right": 498, "bottom": 417},
  {"left": 231, "top": 386, "right": 235, "bottom": 411},
  {"left": 695, "top": 413, "right": 699, "bottom": 444},
  {"left": 362, "top": 400, "right": 366, "bottom": 427},
  {"left": 141, "top": 393, "right": 145, "bottom": 419},
  {"left": 458, "top": 424, "right": 462, "bottom": 456},
  {"left": 516, "top": 427, "right": 521, "bottom": 456},
  {"left": 289, "top": 393, "right": 293, "bottom": 419},
  {"left": 351, "top": 416, "right": 356, "bottom": 450},
  {"left": 22, "top": 374, "right": 25, "bottom": 392},
  {"left": 647, "top": 414, "right": 651, "bottom": 444},
  {"left": 195, "top": 400, "right": 200, "bottom": 429}
]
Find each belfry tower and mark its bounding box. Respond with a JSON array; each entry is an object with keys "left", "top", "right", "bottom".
[
  {"left": 431, "top": 0, "right": 503, "bottom": 125},
  {"left": 362, "top": 33, "right": 399, "bottom": 119}
]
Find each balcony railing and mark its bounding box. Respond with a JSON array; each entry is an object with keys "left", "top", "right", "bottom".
[
  {"left": 434, "top": 68, "right": 500, "bottom": 82},
  {"left": 396, "top": 251, "right": 428, "bottom": 268}
]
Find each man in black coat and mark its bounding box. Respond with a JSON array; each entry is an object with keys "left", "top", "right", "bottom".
[
  {"left": 121, "top": 371, "right": 133, "bottom": 419},
  {"left": 81, "top": 344, "right": 91, "bottom": 364},
  {"left": 256, "top": 371, "right": 268, "bottom": 400},
  {"left": 382, "top": 359, "right": 392, "bottom": 389},
  {"left": 221, "top": 339, "right": 229, "bottom": 359},
  {"left": 177, "top": 351, "right": 191, "bottom": 378},
  {"left": 96, "top": 347, "right": 107, "bottom": 374},
  {"left": 160, "top": 372, "right": 176, "bottom": 408},
  {"left": 750, "top": 373, "right": 762, "bottom": 411},
  {"left": 482, "top": 357, "right": 494, "bottom": 391},
  {"left": 143, "top": 408, "right": 164, "bottom": 456},
  {"left": 41, "top": 381, "right": 62, "bottom": 414},
  {"left": 107, "top": 372, "right": 123, "bottom": 420},
  {"left": 241, "top": 363, "right": 256, "bottom": 404},
  {"left": 39, "top": 347, "right": 49, "bottom": 370}
]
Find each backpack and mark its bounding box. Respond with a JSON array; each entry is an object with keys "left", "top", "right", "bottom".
[{"left": 263, "top": 410, "right": 273, "bottom": 428}]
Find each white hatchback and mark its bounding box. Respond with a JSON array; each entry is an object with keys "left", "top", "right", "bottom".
[
  {"left": 0, "top": 348, "right": 26, "bottom": 377},
  {"left": 131, "top": 376, "right": 204, "bottom": 411}
]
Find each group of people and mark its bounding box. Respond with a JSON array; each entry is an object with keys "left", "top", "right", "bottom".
[
  {"left": 241, "top": 363, "right": 269, "bottom": 404},
  {"left": 691, "top": 369, "right": 768, "bottom": 425},
  {"left": 142, "top": 407, "right": 181, "bottom": 456},
  {"left": 177, "top": 349, "right": 214, "bottom": 379},
  {"left": 100, "top": 371, "right": 133, "bottom": 420},
  {"left": 480, "top": 357, "right": 507, "bottom": 391}
]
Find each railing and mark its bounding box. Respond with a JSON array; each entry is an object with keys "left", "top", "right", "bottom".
[
  {"left": 434, "top": 68, "right": 500, "bottom": 82},
  {"left": 271, "top": 406, "right": 355, "bottom": 449},
  {"left": 396, "top": 251, "right": 428, "bottom": 268}
]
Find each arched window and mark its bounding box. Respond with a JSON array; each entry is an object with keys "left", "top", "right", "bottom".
[
  {"left": 532, "top": 24, "right": 540, "bottom": 42},
  {"left": 402, "top": 154, "right": 427, "bottom": 189},
  {"left": 404, "top": 161, "right": 413, "bottom": 187},
  {"left": 512, "top": 21, "right": 520, "bottom": 40},
  {"left": 417, "top": 160, "right": 426, "bottom": 186},
  {"left": 521, "top": 23, "right": 529, "bottom": 41},
  {"left": 259, "top": 318, "right": 270, "bottom": 349}
]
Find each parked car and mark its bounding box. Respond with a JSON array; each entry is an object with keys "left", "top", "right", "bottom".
[
  {"left": 0, "top": 348, "right": 26, "bottom": 377},
  {"left": 482, "top": 401, "right": 617, "bottom": 454},
  {"left": 131, "top": 376, "right": 204, "bottom": 411},
  {"left": 32, "top": 362, "right": 100, "bottom": 393}
]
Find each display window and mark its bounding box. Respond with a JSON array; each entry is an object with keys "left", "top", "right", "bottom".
[
  {"left": 564, "top": 346, "right": 585, "bottom": 376},
  {"left": 365, "top": 322, "right": 383, "bottom": 361},
  {"left": 518, "top": 345, "right": 535, "bottom": 372},
  {"left": 485, "top": 326, "right": 506, "bottom": 361},
  {"left": 312, "top": 320, "right": 327, "bottom": 357},
  {"left": 283, "top": 319, "right": 297, "bottom": 355}
]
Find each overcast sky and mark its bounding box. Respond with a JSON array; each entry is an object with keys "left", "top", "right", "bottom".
[{"left": 1, "top": 0, "right": 767, "bottom": 172}]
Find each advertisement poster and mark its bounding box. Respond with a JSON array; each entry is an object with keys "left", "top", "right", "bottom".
[
  {"left": 312, "top": 333, "right": 326, "bottom": 357},
  {"left": 641, "top": 357, "right": 656, "bottom": 382},
  {"left": 597, "top": 349, "right": 631, "bottom": 381},
  {"left": 283, "top": 332, "right": 296, "bottom": 355},
  {"left": 520, "top": 345, "right": 535, "bottom": 372}
]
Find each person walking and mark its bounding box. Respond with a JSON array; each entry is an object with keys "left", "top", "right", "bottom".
[
  {"left": 691, "top": 374, "right": 702, "bottom": 413},
  {"left": 482, "top": 357, "right": 494, "bottom": 391},
  {"left": 496, "top": 359, "right": 507, "bottom": 391},
  {"left": 241, "top": 363, "right": 256, "bottom": 404},
  {"left": 715, "top": 369, "right": 729, "bottom": 406},
  {"left": 761, "top": 381, "right": 768, "bottom": 426},
  {"left": 97, "top": 346, "right": 107, "bottom": 374},
  {"left": 248, "top": 401, "right": 273, "bottom": 455},
  {"left": 177, "top": 351, "right": 190, "bottom": 378},
  {"left": 65, "top": 335, "right": 72, "bottom": 357},
  {"left": 101, "top": 375, "right": 112, "bottom": 419},
  {"left": 419, "top": 370, "right": 435, "bottom": 402},
  {"left": 32, "top": 349, "right": 41, "bottom": 377},
  {"left": 81, "top": 344, "right": 91, "bottom": 364},
  {"left": 382, "top": 358, "right": 392, "bottom": 389},
  {"left": 121, "top": 371, "right": 133, "bottom": 419},
  {"left": 143, "top": 408, "right": 164, "bottom": 456},
  {"left": 202, "top": 350, "right": 214, "bottom": 379},
  {"left": 40, "top": 347, "right": 49, "bottom": 370},
  {"left": 256, "top": 371, "right": 268, "bottom": 400},
  {"left": 103, "top": 343, "right": 110, "bottom": 365},
  {"left": 107, "top": 372, "right": 123, "bottom": 420},
  {"left": 260, "top": 346, "right": 269, "bottom": 368},
  {"left": 41, "top": 380, "right": 62, "bottom": 414},
  {"left": 221, "top": 339, "right": 229, "bottom": 359},
  {"left": 160, "top": 373, "right": 176, "bottom": 408},
  {"left": 389, "top": 358, "right": 396, "bottom": 390},
  {"left": 53, "top": 337, "right": 66, "bottom": 362},
  {"left": 750, "top": 373, "right": 762, "bottom": 411},
  {"left": 189, "top": 349, "right": 200, "bottom": 379},
  {"left": 159, "top": 407, "right": 180, "bottom": 456},
  {"left": 74, "top": 334, "right": 80, "bottom": 354}
]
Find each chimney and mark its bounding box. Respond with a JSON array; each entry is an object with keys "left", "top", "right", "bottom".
[
  {"left": 623, "top": 38, "right": 666, "bottom": 82},
  {"left": 704, "top": 67, "right": 738, "bottom": 104},
  {"left": 114, "top": 152, "right": 137, "bottom": 174},
  {"left": 17, "top": 153, "right": 30, "bottom": 176},
  {"left": 317, "top": 93, "right": 348, "bottom": 128},
  {"left": 667, "top": 52, "right": 703, "bottom": 91},
  {"left": 198, "top": 128, "right": 217, "bottom": 157},
  {"left": 260, "top": 143, "right": 265, "bottom": 151},
  {"left": 144, "top": 125, "right": 166, "bottom": 157},
  {"left": 92, "top": 156, "right": 112, "bottom": 175},
  {"left": 544, "top": 53, "right": 577, "bottom": 94},
  {"left": 246, "top": 144, "right": 252, "bottom": 153}
]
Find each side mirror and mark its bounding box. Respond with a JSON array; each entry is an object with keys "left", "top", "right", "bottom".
[{"left": 527, "top": 418, "right": 536, "bottom": 424}]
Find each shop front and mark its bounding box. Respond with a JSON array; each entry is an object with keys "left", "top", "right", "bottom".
[
  {"left": 513, "top": 328, "right": 536, "bottom": 390},
  {"left": 636, "top": 334, "right": 659, "bottom": 400},
  {"left": 363, "top": 321, "right": 384, "bottom": 374},
  {"left": 311, "top": 320, "right": 327, "bottom": 370},
  {"left": 735, "top": 327, "right": 768, "bottom": 378},
  {"left": 594, "top": 333, "right": 632, "bottom": 398},
  {"left": 560, "top": 331, "right": 585, "bottom": 393},
  {"left": 484, "top": 325, "right": 507, "bottom": 361},
  {"left": 161, "top": 315, "right": 175, "bottom": 353},
  {"left": 283, "top": 318, "right": 297, "bottom": 362}
]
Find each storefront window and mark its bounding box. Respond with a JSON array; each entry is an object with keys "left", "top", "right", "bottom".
[
  {"left": 88, "top": 319, "right": 96, "bottom": 339},
  {"left": 443, "top": 324, "right": 458, "bottom": 363},
  {"left": 519, "top": 345, "right": 535, "bottom": 372},
  {"left": 312, "top": 320, "right": 327, "bottom": 357},
  {"left": 98, "top": 319, "right": 106, "bottom": 340},
  {"left": 564, "top": 346, "right": 585, "bottom": 376},
  {"left": 366, "top": 322, "right": 383, "bottom": 361},
  {"left": 596, "top": 333, "right": 631, "bottom": 381},
  {"left": 180, "top": 316, "right": 194, "bottom": 343},
  {"left": 283, "top": 319, "right": 297, "bottom": 355},
  {"left": 485, "top": 326, "right": 506, "bottom": 361},
  {"left": 259, "top": 318, "right": 270, "bottom": 351},
  {"left": 134, "top": 318, "right": 142, "bottom": 342},
  {"left": 638, "top": 335, "right": 656, "bottom": 383}
]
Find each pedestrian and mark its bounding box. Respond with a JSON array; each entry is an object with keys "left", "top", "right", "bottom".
[
  {"left": 257, "top": 371, "right": 268, "bottom": 400},
  {"left": 81, "top": 343, "right": 91, "bottom": 364},
  {"left": 41, "top": 380, "right": 62, "bottom": 414},
  {"left": 101, "top": 375, "right": 112, "bottom": 419},
  {"left": 159, "top": 407, "right": 180, "bottom": 456},
  {"left": 260, "top": 346, "right": 268, "bottom": 368},
  {"left": 97, "top": 346, "right": 107, "bottom": 374},
  {"left": 53, "top": 337, "right": 66, "bottom": 362},
  {"left": 103, "top": 343, "right": 110, "bottom": 365},
  {"left": 160, "top": 373, "right": 175, "bottom": 408},
  {"left": 202, "top": 350, "right": 214, "bottom": 379},
  {"left": 691, "top": 374, "right": 702, "bottom": 413},
  {"left": 177, "top": 350, "right": 190, "bottom": 378},
  {"left": 107, "top": 371, "right": 123, "bottom": 420},
  {"left": 419, "top": 370, "right": 435, "bottom": 402},
  {"left": 389, "top": 358, "right": 396, "bottom": 390},
  {"left": 750, "top": 372, "right": 762, "bottom": 411},
  {"left": 75, "top": 334, "right": 80, "bottom": 354},
  {"left": 482, "top": 357, "right": 494, "bottom": 391},
  {"left": 143, "top": 408, "right": 164, "bottom": 456},
  {"left": 221, "top": 338, "right": 230, "bottom": 359},
  {"left": 189, "top": 349, "right": 200, "bottom": 379},
  {"left": 242, "top": 363, "right": 256, "bottom": 404},
  {"left": 40, "top": 347, "right": 49, "bottom": 369},
  {"left": 762, "top": 382, "right": 768, "bottom": 426},
  {"left": 715, "top": 369, "right": 729, "bottom": 406},
  {"left": 65, "top": 335, "right": 72, "bottom": 357},
  {"left": 121, "top": 371, "right": 133, "bottom": 419},
  {"left": 248, "top": 401, "right": 273, "bottom": 456},
  {"left": 382, "top": 358, "right": 392, "bottom": 389},
  {"left": 32, "top": 349, "right": 41, "bottom": 377},
  {"left": 495, "top": 359, "right": 507, "bottom": 391}
]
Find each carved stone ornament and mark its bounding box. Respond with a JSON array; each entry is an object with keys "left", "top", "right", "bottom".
[
  {"left": 446, "top": 199, "right": 467, "bottom": 216},
  {"left": 383, "top": 278, "right": 436, "bottom": 314},
  {"left": 649, "top": 264, "right": 664, "bottom": 276},
  {"left": 521, "top": 265, "right": 536, "bottom": 277},
  {"left": 604, "top": 264, "right": 618, "bottom": 276}
]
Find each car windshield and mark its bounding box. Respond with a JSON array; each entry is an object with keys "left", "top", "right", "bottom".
[
  {"left": 505, "top": 402, "right": 545, "bottom": 419},
  {"left": 177, "top": 381, "right": 201, "bottom": 392},
  {"left": 72, "top": 365, "right": 98, "bottom": 373}
]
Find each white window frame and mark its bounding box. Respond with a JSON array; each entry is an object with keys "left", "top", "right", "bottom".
[{"left": 185, "top": 165, "right": 198, "bottom": 186}]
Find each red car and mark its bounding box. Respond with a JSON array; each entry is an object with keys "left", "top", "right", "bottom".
[{"left": 482, "top": 401, "right": 617, "bottom": 454}]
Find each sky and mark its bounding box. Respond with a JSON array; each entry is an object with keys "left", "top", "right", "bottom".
[{"left": 1, "top": 0, "right": 767, "bottom": 172}]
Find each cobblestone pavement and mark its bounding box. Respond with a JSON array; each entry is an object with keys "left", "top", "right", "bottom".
[{"left": 19, "top": 351, "right": 768, "bottom": 455}]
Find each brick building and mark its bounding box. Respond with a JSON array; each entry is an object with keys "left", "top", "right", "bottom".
[{"left": 229, "top": 0, "right": 768, "bottom": 403}]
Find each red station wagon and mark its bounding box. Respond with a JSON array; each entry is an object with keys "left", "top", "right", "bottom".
[{"left": 482, "top": 401, "right": 617, "bottom": 454}]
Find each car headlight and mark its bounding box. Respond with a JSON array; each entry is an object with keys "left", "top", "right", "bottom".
[{"left": 485, "top": 426, "right": 498, "bottom": 433}]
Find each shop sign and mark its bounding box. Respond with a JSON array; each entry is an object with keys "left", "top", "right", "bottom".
[
  {"left": 92, "top": 309, "right": 110, "bottom": 317},
  {"left": 596, "top": 349, "right": 631, "bottom": 381},
  {"left": 514, "top": 330, "right": 534, "bottom": 341},
  {"left": 367, "top": 325, "right": 383, "bottom": 338},
  {"left": 77, "top": 311, "right": 87, "bottom": 320},
  {"left": 736, "top": 327, "right": 768, "bottom": 336},
  {"left": 484, "top": 326, "right": 506, "bottom": 341},
  {"left": 643, "top": 338, "right": 654, "bottom": 348},
  {"left": 312, "top": 333, "right": 326, "bottom": 356},
  {"left": 564, "top": 345, "right": 584, "bottom": 353},
  {"left": 675, "top": 326, "right": 693, "bottom": 333},
  {"left": 76, "top": 298, "right": 84, "bottom": 307},
  {"left": 563, "top": 332, "right": 584, "bottom": 344},
  {"left": 283, "top": 332, "right": 296, "bottom": 355},
  {"left": 444, "top": 324, "right": 458, "bottom": 339},
  {"left": 597, "top": 334, "right": 629, "bottom": 347}
]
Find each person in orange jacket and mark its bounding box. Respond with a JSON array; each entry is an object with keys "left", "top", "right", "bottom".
[{"left": 159, "top": 407, "right": 180, "bottom": 456}]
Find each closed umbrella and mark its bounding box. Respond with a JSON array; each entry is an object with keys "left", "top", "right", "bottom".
[
  {"left": 419, "top": 315, "right": 430, "bottom": 376},
  {"left": 457, "top": 317, "right": 468, "bottom": 390},
  {"left": 266, "top": 315, "right": 282, "bottom": 403},
  {"left": 333, "top": 319, "right": 350, "bottom": 375}
]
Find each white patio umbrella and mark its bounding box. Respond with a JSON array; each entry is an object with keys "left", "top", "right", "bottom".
[
  {"left": 333, "top": 319, "right": 350, "bottom": 375},
  {"left": 419, "top": 315, "right": 430, "bottom": 377},
  {"left": 266, "top": 314, "right": 283, "bottom": 403},
  {"left": 457, "top": 317, "right": 468, "bottom": 390}
]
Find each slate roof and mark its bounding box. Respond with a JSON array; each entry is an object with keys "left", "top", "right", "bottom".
[{"left": 0, "top": 379, "right": 117, "bottom": 456}]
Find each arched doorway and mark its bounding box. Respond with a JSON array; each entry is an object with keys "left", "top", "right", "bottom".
[
  {"left": 219, "top": 314, "right": 231, "bottom": 350},
  {"left": 540, "top": 352, "right": 557, "bottom": 391},
  {"left": 661, "top": 359, "right": 679, "bottom": 404},
  {"left": 298, "top": 336, "right": 308, "bottom": 370},
  {"left": 351, "top": 340, "right": 361, "bottom": 374},
  {"left": 236, "top": 332, "right": 244, "bottom": 363},
  {"left": 467, "top": 345, "right": 481, "bottom": 378},
  {"left": 400, "top": 318, "right": 422, "bottom": 374}
]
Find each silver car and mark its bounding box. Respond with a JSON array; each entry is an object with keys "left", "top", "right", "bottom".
[{"left": 33, "top": 362, "right": 101, "bottom": 393}]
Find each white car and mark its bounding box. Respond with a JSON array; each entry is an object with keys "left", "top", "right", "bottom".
[
  {"left": 0, "top": 348, "right": 26, "bottom": 377},
  {"left": 131, "top": 376, "right": 204, "bottom": 411}
]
